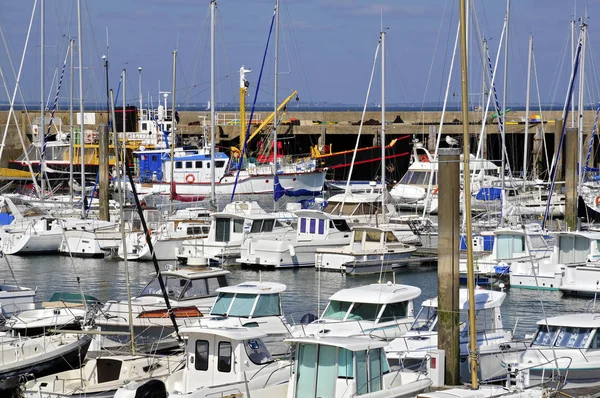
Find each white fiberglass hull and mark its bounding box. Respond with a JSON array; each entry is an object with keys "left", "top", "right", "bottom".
[
  {"left": 1, "top": 231, "right": 63, "bottom": 255},
  {"left": 316, "top": 249, "right": 415, "bottom": 275}
]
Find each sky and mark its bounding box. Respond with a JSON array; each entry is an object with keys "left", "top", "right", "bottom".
[{"left": 0, "top": 0, "right": 598, "bottom": 109}]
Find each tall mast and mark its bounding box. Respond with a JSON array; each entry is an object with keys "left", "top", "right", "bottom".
[
  {"left": 273, "top": 0, "right": 280, "bottom": 211},
  {"left": 138, "top": 67, "right": 143, "bottom": 117},
  {"left": 500, "top": 0, "right": 509, "bottom": 227},
  {"left": 380, "top": 29, "right": 386, "bottom": 223},
  {"left": 122, "top": 69, "right": 127, "bottom": 205},
  {"left": 571, "top": 17, "right": 576, "bottom": 128},
  {"left": 578, "top": 22, "right": 586, "bottom": 198},
  {"left": 170, "top": 50, "right": 177, "bottom": 214},
  {"left": 77, "top": 0, "right": 85, "bottom": 217},
  {"left": 40, "top": 0, "right": 45, "bottom": 200},
  {"left": 459, "top": 0, "right": 478, "bottom": 389},
  {"left": 69, "top": 39, "right": 74, "bottom": 202},
  {"left": 210, "top": 0, "right": 216, "bottom": 206},
  {"left": 523, "top": 35, "right": 533, "bottom": 183}
]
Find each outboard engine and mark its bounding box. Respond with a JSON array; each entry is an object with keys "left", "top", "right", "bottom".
[
  {"left": 300, "top": 313, "right": 317, "bottom": 324},
  {"left": 127, "top": 380, "right": 167, "bottom": 398}
]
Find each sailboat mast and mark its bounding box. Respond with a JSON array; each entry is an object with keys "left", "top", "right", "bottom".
[
  {"left": 523, "top": 35, "right": 532, "bottom": 183},
  {"left": 170, "top": 49, "right": 177, "bottom": 214},
  {"left": 69, "top": 39, "right": 74, "bottom": 202},
  {"left": 577, "top": 22, "right": 586, "bottom": 199},
  {"left": 380, "top": 29, "right": 386, "bottom": 223},
  {"left": 500, "top": 0, "right": 509, "bottom": 224},
  {"left": 40, "top": 0, "right": 45, "bottom": 201},
  {"left": 77, "top": 0, "right": 85, "bottom": 217},
  {"left": 273, "top": 0, "right": 279, "bottom": 211},
  {"left": 210, "top": 0, "right": 216, "bottom": 206},
  {"left": 458, "top": 0, "right": 478, "bottom": 389}
]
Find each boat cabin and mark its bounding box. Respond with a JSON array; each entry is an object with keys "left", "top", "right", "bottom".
[
  {"left": 553, "top": 231, "right": 600, "bottom": 265},
  {"left": 166, "top": 327, "right": 282, "bottom": 394},
  {"left": 295, "top": 209, "right": 351, "bottom": 242},
  {"left": 492, "top": 228, "right": 549, "bottom": 262},
  {"left": 286, "top": 337, "right": 392, "bottom": 398},
  {"left": 530, "top": 314, "right": 600, "bottom": 350},
  {"left": 323, "top": 192, "right": 392, "bottom": 220},
  {"left": 138, "top": 267, "right": 229, "bottom": 302},
  {"left": 209, "top": 282, "right": 285, "bottom": 319},
  {"left": 350, "top": 226, "right": 403, "bottom": 251}
]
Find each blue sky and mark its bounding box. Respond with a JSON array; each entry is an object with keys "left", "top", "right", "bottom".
[{"left": 0, "top": 1, "right": 596, "bottom": 108}]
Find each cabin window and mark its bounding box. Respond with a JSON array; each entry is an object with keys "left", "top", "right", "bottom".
[
  {"left": 399, "top": 171, "right": 413, "bottom": 184},
  {"left": 529, "top": 235, "right": 547, "bottom": 249},
  {"left": 322, "top": 300, "right": 352, "bottom": 320},
  {"left": 310, "top": 219, "right": 316, "bottom": 233},
  {"left": 338, "top": 348, "right": 354, "bottom": 378},
  {"left": 206, "top": 162, "right": 210, "bottom": 168},
  {"left": 300, "top": 218, "right": 307, "bottom": 233},
  {"left": 211, "top": 293, "right": 234, "bottom": 316},
  {"left": 250, "top": 220, "right": 261, "bottom": 233},
  {"left": 411, "top": 307, "right": 438, "bottom": 332},
  {"left": 295, "top": 343, "right": 317, "bottom": 397},
  {"left": 331, "top": 219, "right": 351, "bottom": 232},
  {"left": 218, "top": 342, "right": 232, "bottom": 372},
  {"left": 181, "top": 279, "right": 209, "bottom": 299},
  {"left": 216, "top": 160, "right": 226, "bottom": 168},
  {"left": 369, "top": 349, "right": 382, "bottom": 392},
  {"left": 262, "top": 219, "right": 274, "bottom": 232},
  {"left": 175, "top": 161, "right": 182, "bottom": 169},
  {"left": 354, "top": 230, "right": 364, "bottom": 243},
  {"left": 228, "top": 293, "right": 256, "bottom": 317},
  {"left": 233, "top": 219, "right": 244, "bottom": 233},
  {"left": 558, "top": 236, "right": 590, "bottom": 264},
  {"left": 164, "top": 277, "right": 188, "bottom": 299},
  {"left": 380, "top": 349, "right": 390, "bottom": 374},
  {"left": 151, "top": 155, "right": 157, "bottom": 161},
  {"left": 196, "top": 161, "right": 203, "bottom": 168},
  {"left": 533, "top": 325, "right": 560, "bottom": 346},
  {"left": 379, "top": 302, "right": 409, "bottom": 322},
  {"left": 355, "top": 350, "right": 368, "bottom": 395},
  {"left": 385, "top": 231, "right": 399, "bottom": 243},
  {"left": 245, "top": 339, "right": 274, "bottom": 365},
  {"left": 253, "top": 294, "right": 281, "bottom": 317},
  {"left": 215, "top": 218, "right": 231, "bottom": 242},
  {"left": 186, "top": 161, "right": 193, "bottom": 168},
  {"left": 194, "top": 340, "right": 209, "bottom": 371},
  {"left": 365, "top": 231, "right": 381, "bottom": 242},
  {"left": 496, "top": 235, "right": 525, "bottom": 260},
  {"left": 208, "top": 276, "right": 225, "bottom": 293},
  {"left": 186, "top": 226, "right": 205, "bottom": 235},
  {"left": 316, "top": 345, "right": 337, "bottom": 398},
  {"left": 591, "top": 330, "right": 600, "bottom": 349},
  {"left": 347, "top": 303, "right": 381, "bottom": 322},
  {"left": 554, "top": 327, "right": 592, "bottom": 348},
  {"left": 318, "top": 219, "right": 325, "bottom": 234},
  {"left": 142, "top": 122, "right": 147, "bottom": 130}
]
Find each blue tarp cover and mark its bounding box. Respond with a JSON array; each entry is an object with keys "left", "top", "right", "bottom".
[{"left": 475, "top": 187, "right": 502, "bottom": 201}]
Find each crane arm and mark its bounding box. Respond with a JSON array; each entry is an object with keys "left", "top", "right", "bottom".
[{"left": 245, "top": 90, "right": 298, "bottom": 145}]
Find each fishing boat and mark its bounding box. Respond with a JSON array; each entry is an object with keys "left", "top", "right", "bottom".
[
  {"left": 315, "top": 225, "right": 416, "bottom": 275},
  {"left": 236, "top": 209, "right": 352, "bottom": 268},
  {"left": 290, "top": 282, "right": 421, "bottom": 340},
  {"left": 113, "top": 327, "right": 291, "bottom": 398}
]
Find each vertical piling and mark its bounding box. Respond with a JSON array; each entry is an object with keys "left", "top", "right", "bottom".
[
  {"left": 437, "top": 147, "right": 461, "bottom": 386},
  {"left": 554, "top": 118, "right": 564, "bottom": 180},
  {"left": 565, "top": 127, "right": 577, "bottom": 230},
  {"left": 98, "top": 123, "right": 110, "bottom": 221}
]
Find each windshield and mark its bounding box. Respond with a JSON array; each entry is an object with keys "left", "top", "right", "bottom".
[
  {"left": 410, "top": 306, "right": 438, "bottom": 332},
  {"left": 322, "top": 300, "right": 351, "bottom": 320},
  {"left": 245, "top": 338, "right": 274, "bottom": 365},
  {"left": 533, "top": 325, "right": 593, "bottom": 348}
]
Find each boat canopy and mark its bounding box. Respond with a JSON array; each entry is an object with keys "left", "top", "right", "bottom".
[{"left": 329, "top": 283, "right": 421, "bottom": 305}]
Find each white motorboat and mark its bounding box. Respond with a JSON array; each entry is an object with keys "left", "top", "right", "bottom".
[
  {"left": 291, "top": 282, "right": 421, "bottom": 340},
  {"left": 236, "top": 209, "right": 352, "bottom": 268},
  {"left": 59, "top": 219, "right": 120, "bottom": 258},
  {"left": 316, "top": 225, "right": 416, "bottom": 275},
  {"left": 0, "top": 282, "right": 36, "bottom": 316},
  {"left": 192, "top": 281, "right": 291, "bottom": 357},
  {"left": 503, "top": 313, "right": 600, "bottom": 390},
  {"left": 322, "top": 191, "right": 398, "bottom": 225},
  {"left": 386, "top": 288, "right": 528, "bottom": 383},
  {"left": 177, "top": 201, "right": 293, "bottom": 266},
  {"left": 23, "top": 353, "right": 185, "bottom": 397},
  {"left": 286, "top": 336, "right": 432, "bottom": 397},
  {"left": 93, "top": 266, "right": 229, "bottom": 351},
  {"left": 114, "top": 327, "right": 291, "bottom": 398},
  {"left": 510, "top": 230, "right": 600, "bottom": 291}
]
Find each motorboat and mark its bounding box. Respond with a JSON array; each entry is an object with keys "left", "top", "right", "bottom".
[
  {"left": 113, "top": 327, "right": 291, "bottom": 398},
  {"left": 177, "top": 201, "right": 293, "bottom": 266},
  {"left": 291, "top": 282, "right": 421, "bottom": 340},
  {"left": 316, "top": 225, "right": 416, "bottom": 275},
  {"left": 286, "top": 336, "right": 432, "bottom": 397},
  {"left": 236, "top": 209, "right": 352, "bottom": 268},
  {"left": 386, "top": 288, "right": 528, "bottom": 383},
  {"left": 93, "top": 266, "right": 229, "bottom": 351},
  {"left": 321, "top": 190, "right": 398, "bottom": 226}
]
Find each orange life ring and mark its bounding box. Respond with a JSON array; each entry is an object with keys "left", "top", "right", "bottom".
[
  {"left": 420, "top": 155, "right": 429, "bottom": 163},
  {"left": 433, "top": 188, "right": 439, "bottom": 195},
  {"left": 185, "top": 174, "right": 195, "bottom": 184},
  {"left": 596, "top": 196, "right": 600, "bottom": 206}
]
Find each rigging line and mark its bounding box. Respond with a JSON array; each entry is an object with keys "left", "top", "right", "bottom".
[
  {"left": 279, "top": 3, "right": 292, "bottom": 75},
  {"left": 547, "top": 25, "right": 572, "bottom": 117},
  {"left": 185, "top": 10, "right": 210, "bottom": 107},
  {"left": 216, "top": 6, "right": 237, "bottom": 109},
  {"left": 230, "top": 9, "right": 276, "bottom": 202},
  {"left": 542, "top": 36, "right": 582, "bottom": 230},
  {"left": 531, "top": 51, "right": 550, "bottom": 177},
  {"left": 341, "top": 38, "right": 380, "bottom": 202},
  {"left": 419, "top": 0, "right": 449, "bottom": 126},
  {"left": 283, "top": 5, "right": 312, "bottom": 102}
]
